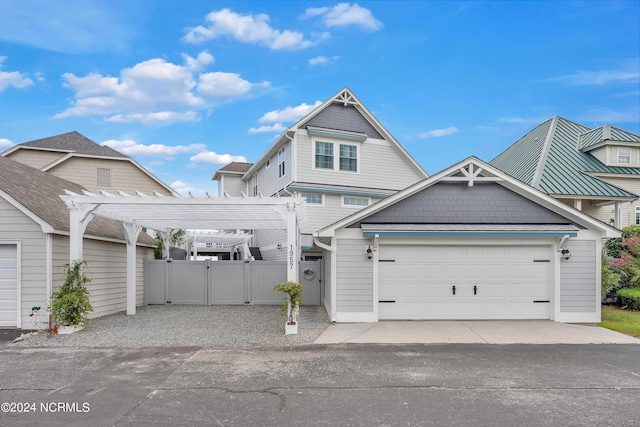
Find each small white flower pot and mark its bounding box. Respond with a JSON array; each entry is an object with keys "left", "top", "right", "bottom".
[
  {"left": 57, "top": 324, "right": 84, "bottom": 335},
  {"left": 285, "top": 322, "right": 298, "bottom": 335}
]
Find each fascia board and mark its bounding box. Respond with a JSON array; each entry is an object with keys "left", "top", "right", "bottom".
[{"left": 0, "top": 188, "right": 54, "bottom": 233}]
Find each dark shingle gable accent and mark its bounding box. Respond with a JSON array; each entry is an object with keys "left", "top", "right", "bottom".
[{"left": 301, "top": 103, "right": 384, "bottom": 139}]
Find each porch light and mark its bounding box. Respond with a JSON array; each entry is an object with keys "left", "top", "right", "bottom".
[
  {"left": 366, "top": 246, "right": 373, "bottom": 259},
  {"left": 561, "top": 248, "right": 571, "bottom": 260}
]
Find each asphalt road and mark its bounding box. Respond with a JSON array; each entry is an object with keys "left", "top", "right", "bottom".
[{"left": 1, "top": 344, "right": 639, "bottom": 426}]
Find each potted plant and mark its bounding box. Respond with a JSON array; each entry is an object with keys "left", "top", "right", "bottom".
[
  {"left": 50, "top": 260, "right": 93, "bottom": 334},
  {"left": 273, "top": 281, "right": 303, "bottom": 335}
]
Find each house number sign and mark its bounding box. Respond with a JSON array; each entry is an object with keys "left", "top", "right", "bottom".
[{"left": 289, "top": 245, "right": 294, "bottom": 269}]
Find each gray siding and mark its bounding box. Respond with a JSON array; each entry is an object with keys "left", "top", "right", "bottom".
[
  {"left": 5, "top": 149, "right": 65, "bottom": 170},
  {"left": 295, "top": 131, "right": 423, "bottom": 191},
  {"left": 254, "top": 229, "right": 286, "bottom": 261},
  {"left": 0, "top": 197, "right": 47, "bottom": 329},
  {"left": 254, "top": 141, "right": 292, "bottom": 197},
  {"left": 53, "top": 236, "right": 152, "bottom": 318},
  {"left": 302, "top": 193, "right": 382, "bottom": 233},
  {"left": 302, "top": 103, "right": 383, "bottom": 139},
  {"left": 336, "top": 238, "right": 373, "bottom": 312},
  {"left": 323, "top": 249, "right": 332, "bottom": 310},
  {"left": 350, "top": 182, "right": 577, "bottom": 227},
  {"left": 560, "top": 240, "right": 597, "bottom": 313},
  {"left": 221, "top": 174, "right": 247, "bottom": 196}
]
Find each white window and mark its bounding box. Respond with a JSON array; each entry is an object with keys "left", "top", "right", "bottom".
[
  {"left": 301, "top": 193, "right": 323, "bottom": 205},
  {"left": 636, "top": 206, "right": 640, "bottom": 225},
  {"left": 342, "top": 196, "right": 370, "bottom": 207},
  {"left": 315, "top": 141, "right": 333, "bottom": 169},
  {"left": 97, "top": 168, "right": 111, "bottom": 187},
  {"left": 618, "top": 147, "right": 631, "bottom": 164},
  {"left": 314, "top": 140, "right": 359, "bottom": 172},
  {"left": 339, "top": 144, "right": 358, "bottom": 171},
  {"left": 278, "top": 148, "right": 285, "bottom": 178}
]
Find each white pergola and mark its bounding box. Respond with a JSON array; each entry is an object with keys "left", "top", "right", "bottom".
[
  {"left": 59, "top": 190, "right": 306, "bottom": 315},
  {"left": 185, "top": 230, "right": 253, "bottom": 260}
]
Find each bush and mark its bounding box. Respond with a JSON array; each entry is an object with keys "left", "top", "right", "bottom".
[
  {"left": 602, "top": 260, "right": 621, "bottom": 302},
  {"left": 50, "top": 260, "right": 93, "bottom": 327},
  {"left": 273, "top": 281, "right": 303, "bottom": 324},
  {"left": 617, "top": 288, "right": 640, "bottom": 311}
]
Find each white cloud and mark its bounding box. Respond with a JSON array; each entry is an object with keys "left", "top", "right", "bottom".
[
  {"left": 101, "top": 139, "right": 206, "bottom": 157},
  {"left": 190, "top": 151, "right": 247, "bottom": 165},
  {"left": 248, "top": 123, "right": 287, "bottom": 134},
  {"left": 303, "top": 3, "right": 383, "bottom": 31},
  {"left": 308, "top": 55, "right": 340, "bottom": 66},
  {"left": 170, "top": 180, "right": 209, "bottom": 197},
  {"left": 198, "top": 72, "right": 269, "bottom": 100},
  {"left": 258, "top": 101, "right": 322, "bottom": 124},
  {"left": 550, "top": 68, "right": 640, "bottom": 86},
  {"left": 0, "top": 56, "right": 34, "bottom": 92},
  {"left": 106, "top": 111, "right": 199, "bottom": 124},
  {"left": 184, "top": 8, "right": 325, "bottom": 50},
  {"left": 53, "top": 52, "right": 265, "bottom": 121},
  {"left": 419, "top": 127, "right": 459, "bottom": 138},
  {"left": 0, "top": 138, "right": 14, "bottom": 148}
]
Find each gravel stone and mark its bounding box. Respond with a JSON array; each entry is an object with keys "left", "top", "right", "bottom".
[{"left": 12, "top": 305, "right": 330, "bottom": 348}]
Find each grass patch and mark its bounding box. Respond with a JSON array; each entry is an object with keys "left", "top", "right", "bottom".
[{"left": 600, "top": 305, "right": 640, "bottom": 338}]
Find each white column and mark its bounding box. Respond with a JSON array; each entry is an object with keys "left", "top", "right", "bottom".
[
  {"left": 615, "top": 202, "right": 622, "bottom": 229},
  {"left": 573, "top": 199, "right": 582, "bottom": 211},
  {"left": 68, "top": 205, "right": 95, "bottom": 262},
  {"left": 286, "top": 202, "right": 298, "bottom": 282},
  {"left": 122, "top": 222, "right": 142, "bottom": 315}
]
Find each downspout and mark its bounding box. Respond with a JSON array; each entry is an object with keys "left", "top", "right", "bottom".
[
  {"left": 45, "top": 233, "right": 52, "bottom": 324},
  {"left": 314, "top": 234, "right": 337, "bottom": 322}
]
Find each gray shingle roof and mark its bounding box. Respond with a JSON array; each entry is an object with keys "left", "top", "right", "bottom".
[
  {"left": 491, "top": 116, "right": 639, "bottom": 199},
  {"left": 217, "top": 162, "right": 254, "bottom": 173},
  {"left": 19, "top": 131, "right": 127, "bottom": 158},
  {"left": 0, "top": 156, "right": 155, "bottom": 245}
]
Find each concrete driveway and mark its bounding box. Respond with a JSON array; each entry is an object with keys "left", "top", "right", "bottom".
[{"left": 315, "top": 320, "right": 640, "bottom": 344}]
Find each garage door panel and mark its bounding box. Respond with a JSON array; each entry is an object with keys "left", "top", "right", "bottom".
[
  {"left": 379, "top": 245, "right": 551, "bottom": 320},
  {"left": 0, "top": 244, "right": 17, "bottom": 327}
]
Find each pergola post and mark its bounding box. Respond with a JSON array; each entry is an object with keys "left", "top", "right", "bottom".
[
  {"left": 122, "top": 222, "right": 142, "bottom": 315},
  {"left": 68, "top": 204, "right": 95, "bottom": 262},
  {"left": 286, "top": 202, "right": 299, "bottom": 283}
]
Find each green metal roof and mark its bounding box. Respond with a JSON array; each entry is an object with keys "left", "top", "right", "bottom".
[{"left": 491, "top": 116, "right": 640, "bottom": 199}]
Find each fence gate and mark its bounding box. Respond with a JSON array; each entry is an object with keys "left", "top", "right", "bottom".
[{"left": 144, "top": 259, "right": 321, "bottom": 306}]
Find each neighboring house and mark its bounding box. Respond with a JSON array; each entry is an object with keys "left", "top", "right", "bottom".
[
  {"left": 213, "top": 87, "right": 428, "bottom": 260},
  {"left": 0, "top": 155, "right": 156, "bottom": 329},
  {"left": 491, "top": 116, "right": 640, "bottom": 228},
  {"left": 1, "top": 131, "right": 175, "bottom": 196},
  {"left": 315, "top": 157, "right": 619, "bottom": 323}
]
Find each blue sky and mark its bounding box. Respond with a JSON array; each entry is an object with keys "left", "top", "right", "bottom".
[{"left": 0, "top": 1, "right": 638, "bottom": 196}]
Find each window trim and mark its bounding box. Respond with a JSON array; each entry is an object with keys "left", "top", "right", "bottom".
[
  {"left": 312, "top": 139, "right": 360, "bottom": 173},
  {"left": 618, "top": 147, "right": 631, "bottom": 164},
  {"left": 278, "top": 148, "right": 286, "bottom": 178},
  {"left": 300, "top": 192, "right": 324, "bottom": 206},
  {"left": 636, "top": 206, "right": 640, "bottom": 225},
  {"left": 342, "top": 195, "right": 370, "bottom": 208}
]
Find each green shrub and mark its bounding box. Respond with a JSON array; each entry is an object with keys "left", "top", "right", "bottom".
[
  {"left": 605, "top": 225, "right": 640, "bottom": 258},
  {"left": 273, "top": 281, "right": 303, "bottom": 323},
  {"left": 602, "top": 260, "right": 621, "bottom": 302},
  {"left": 617, "top": 288, "right": 640, "bottom": 311},
  {"left": 50, "top": 260, "right": 93, "bottom": 326}
]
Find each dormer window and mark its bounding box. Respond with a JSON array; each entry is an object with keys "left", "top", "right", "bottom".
[
  {"left": 314, "top": 140, "right": 359, "bottom": 172},
  {"left": 618, "top": 147, "right": 631, "bottom": 164}
]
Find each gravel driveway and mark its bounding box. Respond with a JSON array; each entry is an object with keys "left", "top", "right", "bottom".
[{"left": 11, "top": 305, "right": 330, "bottom": 348}]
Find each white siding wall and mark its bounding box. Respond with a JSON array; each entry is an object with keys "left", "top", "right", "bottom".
[
  {"left": 5, "top": 150, "right": 65, "bottom": 170},
  {"left": 295, "top": 132, "right": 423, "bottom": 191},
  {"left": 608, "top": 146, "right": 640, "bottom": 167},
  {"left": 48, "top": 157, "right": 173, "bottom": 195},
  {"left": 53, "top": 236, "right": 153, "bottom": 318},
  {"left": 301, "top": 193, "right": 382, "bottom": 233},
  {"left": 582, "top": 176, "right": 640, "bottom": 228},
  {"left": 335, "top": 238, "right": 373, "bottom": 312},
  {"left": 254, "top": 142, "right": 293, "bottom": 197},
  {"left": 0, "top": 197, "right": 47, "bottom": 329},
  {"left": 254, "top": 229, "right": 287, "bottom": 261},
  {"left": 323, "top": 249, "right": 332, "bottom": 311},
  {"left": 560, "top": 240, "right": 597, "bottom": 313},
  {"left": 590, "top": 147, "right": 607, "bottom": 164},
  {"left": 221, "top": 174, "right": 247, "bottom": 197}
]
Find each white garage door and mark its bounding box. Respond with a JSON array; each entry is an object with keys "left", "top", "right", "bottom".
[
  {"left": 378, "top": 245, "right": 551, "bottom": 320},
  {"left": 0, "top": 244, "right": 18, "bottom": 327}
]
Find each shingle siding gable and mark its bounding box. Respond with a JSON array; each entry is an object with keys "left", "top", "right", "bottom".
[{"left": 301, "top": 103, "right": 383, "bottom": 139}]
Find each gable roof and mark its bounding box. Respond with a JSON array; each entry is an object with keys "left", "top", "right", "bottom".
[
  {"left": 212, "top": 162, "right": 254, "bottom": 180},
  {"left": 491, "top": 116, "right": 639, "bottom": 200},
  {"left": 242, "top": 87, "right": 428, "bottom": 180},
  {"left": 317, "top": 157, "right": 620, "bottom": 238},
  {"left": 2, "top": 131, "right": 176, "bottom": 195},
  {"left": 579, "top": 124, "right": 640, "bottom": 151},
  {"left": 4, "top": 131, "right": 127, "bottom": 158},
  {"left": 0, "top": 156, "right": 155, "bottom": 245}
]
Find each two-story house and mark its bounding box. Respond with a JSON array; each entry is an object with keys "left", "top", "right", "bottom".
[
  {"left": 0, "top": 131, "right": 175, "bottom": 329},
  {"left": 491, "top": 116, "right": 640, "bottom": 228},
  {"left": 213, "top": 87, "right": 428, "bottom": 260}
]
